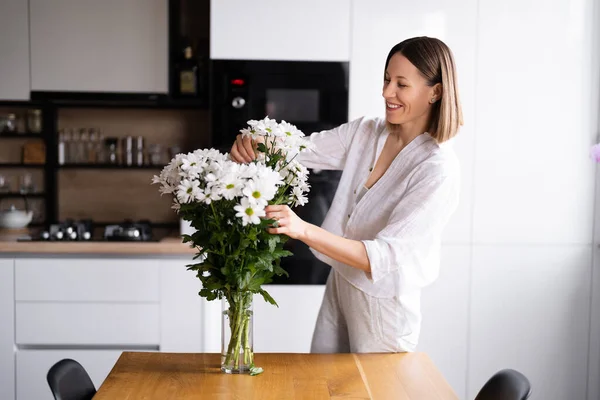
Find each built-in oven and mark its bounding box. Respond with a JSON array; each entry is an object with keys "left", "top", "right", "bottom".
[{"left": 210, "top": 59, "right": 349, "bottom": 285}]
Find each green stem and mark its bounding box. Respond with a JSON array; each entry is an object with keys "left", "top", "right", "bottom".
[{"left": 223, "top": 292, "right": 253, "bottom": 372}]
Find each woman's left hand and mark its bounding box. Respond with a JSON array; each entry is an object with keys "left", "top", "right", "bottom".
[{"left": 265, "top": 205, "right": 308, "bottom": 240}]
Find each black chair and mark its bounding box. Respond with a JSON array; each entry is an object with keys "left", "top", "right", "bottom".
[
  {"left": 47, "top": 359, "right": 97, "bottom": 400},
  {"left": 474, "top": 368, "right": 532, "bottom": 400}
]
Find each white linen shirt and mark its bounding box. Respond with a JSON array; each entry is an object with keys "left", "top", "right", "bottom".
[{"left": 297, "top": 115, "right": 460, "bottom": 302}]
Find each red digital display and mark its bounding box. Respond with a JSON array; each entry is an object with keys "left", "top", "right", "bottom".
[{"left": 231, "top": 78, "right": 246, "bottom": 86}]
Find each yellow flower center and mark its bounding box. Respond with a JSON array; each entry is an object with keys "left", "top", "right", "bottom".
[
  {"left": 245, "top": 208, "right": 254, "bottom": 216},
  {"left": 226, "top": 184, "right": 235, "bottom": 189},
  {"left": 252, "top": 191, "right": 261, "bottom": 199}
]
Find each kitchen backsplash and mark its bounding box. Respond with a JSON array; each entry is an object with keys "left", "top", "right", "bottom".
[{"left": 57, "top": 107, "right": 210, "bottom": 224}]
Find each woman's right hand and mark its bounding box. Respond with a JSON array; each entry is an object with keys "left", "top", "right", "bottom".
[{"left": 230, "top": 134, "right": 264, "bottom": 163}]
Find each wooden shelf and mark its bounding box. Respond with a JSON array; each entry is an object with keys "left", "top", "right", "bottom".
[
  {"left": 0, "top": 163, "right": 45, "bottom": 168},
  {"left": 58, "top": 164, "right": 164, "bottom": 169},
  {"left": 0, "top": 132, "right": 45, "bottom": 139},
  {"left": 0, "top": 192, "right": 45, "bottom": 198}
]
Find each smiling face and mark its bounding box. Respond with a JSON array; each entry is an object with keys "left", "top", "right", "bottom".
[{"left": 383, "top": 52, "right": 441, "bottom": 128}]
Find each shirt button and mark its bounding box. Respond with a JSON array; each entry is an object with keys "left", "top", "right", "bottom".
[
  {"left": 369, "top": 167, "right": 373, "bottom": 172},
  {"left": 347, "top": 214, "right": 351, "bottom": 218}
]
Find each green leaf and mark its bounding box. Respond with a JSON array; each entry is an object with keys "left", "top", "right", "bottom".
[
  {"left": 272, "top": 249, "right": 293, "bottom": 259},
  {"left": 257, "top": 143, "right": 268, "bottom": 153},
  {"left": 181, "top": 234, "right": 192, "bottom": 243},
  {"left": 259, "top": 289, "right": 279, "bottom": 307},
  {"left": 267, "top": 235, "right": 279, "bottom": 253}
]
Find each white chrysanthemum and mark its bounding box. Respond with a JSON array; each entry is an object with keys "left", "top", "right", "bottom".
[
  {"left": 177, "top": 179, "right": 201, "bottom": 203},
  {"left": 279, "top": 120, "right": 304, "bottom": 138},
  {"left": 291, "top": 186, "right": 309, "bottom": 207},
  {"left": 234, "top": 197, "right": 266, "bottom": 226},
  {"left": 242, "top": 180, "right": 271, "bottom": 207}
]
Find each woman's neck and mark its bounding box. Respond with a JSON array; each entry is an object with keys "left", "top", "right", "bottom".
[{"left": 389, "top": 118, "right": 428, "bottom": 146}]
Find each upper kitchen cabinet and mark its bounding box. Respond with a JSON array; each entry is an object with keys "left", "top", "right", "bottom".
[
  {"left": 0, "top": 0, "right": 30, "bottom": 101},
  {"left": 29, "top": 0, "right": 168, "bottom": 93},
  {"left": 210, "top": 0, "right": 350, "bottom": 61}
]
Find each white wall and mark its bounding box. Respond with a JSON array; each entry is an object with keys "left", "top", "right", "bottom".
[{"left": 349, "top": 0, "right": 599, "bottom": 399}]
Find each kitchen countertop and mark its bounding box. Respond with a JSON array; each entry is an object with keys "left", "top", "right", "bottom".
[{"left": 0, "top": 237, "right": 197, "bottom": 255}]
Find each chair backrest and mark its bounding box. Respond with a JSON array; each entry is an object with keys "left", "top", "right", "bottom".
[
  {"left": 46, "top": 358, "right": 97, "bottom": 400},
  {"left": 474, "top": 369, "right": 531, "bottom": 400}
]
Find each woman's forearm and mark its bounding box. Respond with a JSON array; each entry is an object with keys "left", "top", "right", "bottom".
[{"left": 300, "top": 223, "right": 371, "bottom": 273}]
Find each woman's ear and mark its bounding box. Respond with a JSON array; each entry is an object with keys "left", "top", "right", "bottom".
[{"left": 430, "top": 83, "right": 443, "bottom": 103}]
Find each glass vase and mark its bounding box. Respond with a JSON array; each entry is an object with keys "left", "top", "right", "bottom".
[{"left": 221, "top": 291, "right": 254, "bottom": 374}]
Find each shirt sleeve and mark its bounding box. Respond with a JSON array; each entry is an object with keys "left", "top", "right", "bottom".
[
  {"left": 295, "top": 117, "right": 364, "bottom": 170},
  {"left": 361, "top": 165, "right": 460, "bottom": 286}
]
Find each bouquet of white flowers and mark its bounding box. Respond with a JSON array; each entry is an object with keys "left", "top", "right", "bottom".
[{"left": 152, "top": 117, "right": 312, "bottom": 374}]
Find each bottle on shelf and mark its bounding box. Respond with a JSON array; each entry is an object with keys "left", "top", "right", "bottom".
[
  {"left": 123, "top": 136, "right": 134, "bottom": 166},
  {"left": 175, "top": 40, "right": 200, "bottom": 97},
  {"left": 96, "top": 130, "right": 106, "bottom": 164},
  {"left": 88, "top": 129, "right": 98, "bottom": 163},
  {"left": 57, "top": 129, "right": 66, "bottom": 165},
  {"left": 26, "top": 110, "right": 42, "bottom": 134},
  {"left": 136, "top": 136, "right": 144, "bottom": 166},
  {"left": 70, "top": 129, "right": 80, "bottom": 164},
  {"left": 79, "top": 129, "right": 89, "bottom": 164}
]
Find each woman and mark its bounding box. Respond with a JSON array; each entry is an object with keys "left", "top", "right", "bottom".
[{"left": 230, "top": 36, "right": 463, "bottom": 353}]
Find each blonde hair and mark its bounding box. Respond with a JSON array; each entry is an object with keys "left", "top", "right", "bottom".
[{"left": 384, "top": 37, "right": 464, "bottom": 143}]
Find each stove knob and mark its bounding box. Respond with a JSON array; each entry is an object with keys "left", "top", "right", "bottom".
[
  {"left": 55, "top": 231, "right": 64, "bottom": 240},
  {"left": 41, "top": 231, "right": 50, "bottom": 240},
  {"left": 82, "top": 231, "right": 91, "bottom": 240},
  {"left": 133, "top": 229, "right": 140, "bottom": 238},
  {"left": 69, "top": 232, "right": 77, "bottom": 240},
  {"left": 66, "top": 226, "right": 74, "bottom": 235}
]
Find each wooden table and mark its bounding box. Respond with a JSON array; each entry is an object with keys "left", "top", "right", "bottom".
[{"left": 94, "top": 352, "right": 459, "bottom": 399}]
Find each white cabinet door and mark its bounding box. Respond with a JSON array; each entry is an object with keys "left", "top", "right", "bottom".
[
  {"left": 472, "top": 0, "right": 597, "bottom": 244},
  {"left": 159, "top": 259, "right": 203, "bottom": 352},
  {"left": 0, "top": 260, "right": 15, "bottom": 400},
  {"left": 418, "top": 246, "right": 470, "bottom": 400},
  {"left": 29, "top": 0, "right": 168, "bottom": 93},
  {"left": 0, "top": 0, "right": 30, "bottom": 100},
  {"left": 210, "top": 0, "right": 350, "bottom": 61},
  {"left": 17, "top": 349, "right": 122, "bottom": 400},
  {"left": 201, "top": 285, "right": 326, "bottom": 353},
  {"left": 468, "top": 246, "right": 592, "bottom": 400}
]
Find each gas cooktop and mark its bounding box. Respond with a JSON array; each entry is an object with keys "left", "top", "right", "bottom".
[{"left": 19, "top": 219, "right": 157, "bottom": 242}]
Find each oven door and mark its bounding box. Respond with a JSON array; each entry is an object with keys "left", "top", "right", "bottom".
[{"left": 210, "top": 60, "right": 349, "bottom": 284}]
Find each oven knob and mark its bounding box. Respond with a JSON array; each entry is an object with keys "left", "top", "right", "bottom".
[
  {"left": 232, "top": 97, "right": 246, "bottom": 109},
  {"left": 55, "top": 231, "right": 64, "bottom": 240},
  {"left": 82, "top": 231, "right": 91, "bottom": 240},
  {"left": 132, "top": 229, "right": 140, "bottom": 238},
  {"left": 41, "top": 231, "right": 50, "bottom": 240}
]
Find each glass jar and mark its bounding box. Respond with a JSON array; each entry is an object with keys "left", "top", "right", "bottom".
[
  {"left": 221, "top": 291, "right": 254, "bottom": 374},
  {"left": 2, "top": 114, "right": 17, "bottom": 133},
  {"left": 27, "top": 110, "right": 42, "bottom": 133},
  {"left": 148, "top": 144, "right": 163, "bottom": 166},
  {"left": 105, "top": 138, "right": 119, "bottom": 164}
]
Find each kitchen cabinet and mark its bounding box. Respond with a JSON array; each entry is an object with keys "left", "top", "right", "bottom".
[
  {"left": 0, "top": 260, "right": 15, "bottom": 400},
  {"left": 0, "top": 0, "right": 30, "bottom": 100},
  {"left": 201, "top": 285, "right": 326, "bottom": 353},
  {"left": 471, "top": 0, "right": 596, "bottom": 245},
  {"left": 29, "top": 0, "right": 168, "bottom": 93},
  {"left": 418, "top": 246, "right": 470, "bottom": 400},
  {"left": 210, "top": 0, "right": 350, "bottom": 62},
  {"left": 17, "top": 350, "right": 122, "bottom": 400},
  {"left": 469, "top": 246, "right": 592, "bottom": 400}
]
